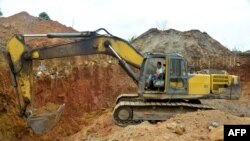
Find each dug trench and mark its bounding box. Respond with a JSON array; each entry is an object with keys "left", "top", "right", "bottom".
[{"left": 0, "top": 53, "right": 139, "bottom": 140}]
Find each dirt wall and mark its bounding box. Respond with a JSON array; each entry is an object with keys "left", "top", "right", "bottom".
[{"left": 0, "top": 54, "right": 138, "bottom": 140}]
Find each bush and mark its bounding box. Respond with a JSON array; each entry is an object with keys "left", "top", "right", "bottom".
[
  {"left": 0, "top": 9, "right": 3, "bottom": 17},
  {"left": 39, "top": 12, "right": 50, "bottom": 20},
  {"left": 128, "top": 35, "right": 137, "bottom": 43}
]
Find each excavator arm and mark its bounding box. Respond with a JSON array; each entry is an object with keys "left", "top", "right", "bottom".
[{"left": 6, "top": 28, "right": 143, "bottom": 134}]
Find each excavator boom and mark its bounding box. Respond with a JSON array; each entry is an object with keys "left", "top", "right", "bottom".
[{"left": 6, "top": 28, "right": 143, "bottom": 134}]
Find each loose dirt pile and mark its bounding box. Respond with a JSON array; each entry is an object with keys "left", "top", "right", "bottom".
[
  {"left": 0, "top": 12, "right": 250, "bottom": 141},
  {"left": 64, "top": 110, "right": 250, "bottom": 141},
  {"left": 131, "top": 28, "right": 238, "bottom": 71},
  {"left": 0, "top": 12, "right": 76, "bottom": 49},
  {"left": 132, "top": 28, "right": 231, "bottom": 61}
]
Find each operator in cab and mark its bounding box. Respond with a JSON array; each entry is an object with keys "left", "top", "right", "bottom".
[{"left": 146, "top": 61, "right": 164, "bottom": 89}]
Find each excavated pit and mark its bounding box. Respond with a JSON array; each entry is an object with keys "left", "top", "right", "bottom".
[
  {"left": 0, "top": 54, "right": 138, "bottom": 140},
  {"left": 0, "top": 12, "right": 137, "bottom": 140}
]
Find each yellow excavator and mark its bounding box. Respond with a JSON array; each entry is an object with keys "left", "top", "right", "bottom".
[{"left": 5, "top": 28, "right": 240, "bottom": 134}]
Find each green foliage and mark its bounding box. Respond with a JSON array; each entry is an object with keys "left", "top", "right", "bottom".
[
  {"left": 0, "top": 8, "right": 3, "bottom": 17},
  {"left": 128, "top": 35, "right": 137, "bottom": 43},
  {"left": 39, "top": 12, "right": 50, "bottom": 20}
]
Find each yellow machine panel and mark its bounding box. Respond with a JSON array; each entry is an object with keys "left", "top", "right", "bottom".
[
  {"left": 211, "top": 74, "right": 230, "bottom": 94},
  {"left": 7, "top": 36, "right": 32, "bottom": 100},
  {"left": 170, "top": 81, "right": 184, "bottom": 88},
  {"left": 96, "top": 37, "right": 143, "bottom": 68},
  {"left": 188, "top": 74, "right": 210, "bottom": 95}
]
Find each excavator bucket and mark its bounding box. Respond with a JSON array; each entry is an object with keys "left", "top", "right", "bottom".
[{"left": 27, "top": 104, "right": 65, "bottom": 134}]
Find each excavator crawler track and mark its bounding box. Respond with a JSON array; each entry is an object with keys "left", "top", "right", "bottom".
[{"left": 113, "top": 100, "right": 213, "bottom": 126}]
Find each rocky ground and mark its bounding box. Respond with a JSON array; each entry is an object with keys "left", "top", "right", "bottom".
[
  {"left": 0, "top": 12, "right": 249, "bottom": 141},
  {"left": 63, "top": 110, "right": 250, "bottom": 141}
]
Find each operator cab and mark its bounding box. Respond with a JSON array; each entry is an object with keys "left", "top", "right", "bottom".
[{"left": 140, "top": 53, "right": 188, "bottom": 96}]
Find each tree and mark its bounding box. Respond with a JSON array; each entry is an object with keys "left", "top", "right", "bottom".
[
  {"left": 0, "top": 8, "right": 3, "bottom": 17},
  {"left": 39, "top": 12, "right": 50, "bottom": 20},
  {"left": 128, "top": 35, "right": 137, "bottom": 43}
]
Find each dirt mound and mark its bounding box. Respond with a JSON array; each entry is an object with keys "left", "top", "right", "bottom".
[
  {"left": 132, "top": 28, "right": 231, "bottom": 63},
  {"left": 1, "top": 12, "right": 74, "bottom": 32},
  {"left": 0, "top": 12, "right": 75, "bottom": 42},
  {"left": 62, "top": 109, "right": 121, "bottom": 141}
]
